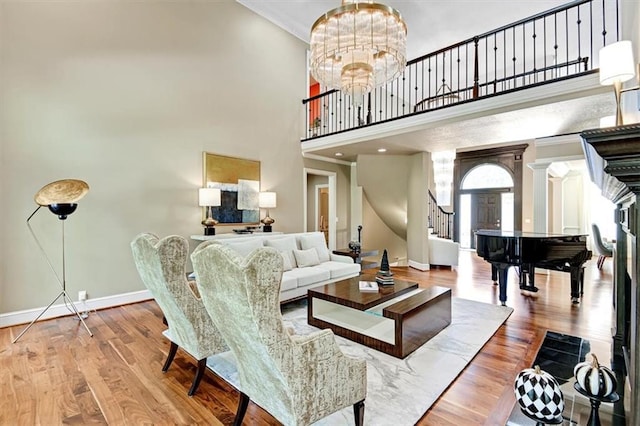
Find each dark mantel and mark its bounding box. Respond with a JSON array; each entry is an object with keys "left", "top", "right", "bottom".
[
  {"left": 580, "top": 123, "right": 640, "bottom": 426},
  {"left": 581, "top": 123, "right": 640, "bottom": 203}
]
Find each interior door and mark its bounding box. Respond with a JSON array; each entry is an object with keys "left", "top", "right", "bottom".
[
  {"left": 470, "top": 193, "right": 502, "bottom": 248},
  {"left": 317, "top": 187, "right": 329, "bottom": 242}
]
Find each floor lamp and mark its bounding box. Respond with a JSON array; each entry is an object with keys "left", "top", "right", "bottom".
[{"left": 13, "top": 179, "right": 93, "bottom": 343}]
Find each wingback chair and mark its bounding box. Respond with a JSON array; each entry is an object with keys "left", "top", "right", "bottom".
[
  {"left": 130, "top": 233, "right": 228, "bottom": 396},
  {"left": 191, "top": 244, "right": 367, "bottom": 426},
  {"left": 591, "top": 223, "right": 613, "bottom": 269}
]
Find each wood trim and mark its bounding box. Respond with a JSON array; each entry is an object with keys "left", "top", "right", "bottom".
[{"left": 453, "top": 144, "right": 528, "bottom": 241}]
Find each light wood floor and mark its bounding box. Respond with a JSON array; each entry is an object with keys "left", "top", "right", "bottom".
[{"left": 0, "top": 250, "right": 615, "bottom": 425}]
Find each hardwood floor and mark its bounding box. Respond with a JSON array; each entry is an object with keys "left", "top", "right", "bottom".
[{"left": 0, "top": 250, "right": 615, "bottom": 425}]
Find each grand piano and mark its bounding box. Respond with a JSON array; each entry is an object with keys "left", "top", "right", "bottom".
[{"left": 475, "top": 230, "right": 591, "bottom": 306}]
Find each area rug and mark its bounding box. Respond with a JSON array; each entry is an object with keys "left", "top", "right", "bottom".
[{"left": 206, "top": 297, "right": 513, "bottom": 426}]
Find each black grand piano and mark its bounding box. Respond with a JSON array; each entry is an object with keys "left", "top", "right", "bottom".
[{"left": 475, "top": 230, "right": 591, "bottom": 306}]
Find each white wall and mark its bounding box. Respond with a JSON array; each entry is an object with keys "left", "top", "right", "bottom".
[
  {"left": 0, "top": 1, "right": 308, "bottom": 313},
  {"left": 407, "top": 152, "right": 430, "bottom": 267},
  {"left": 362, "top": 196, "right": 407, "bottom": 264},
  {"left": 521, "top": 142, "right": 536, "bottom": 232},
  {"left": 622, "top": 0, "right": 640, "bottom": 124}
]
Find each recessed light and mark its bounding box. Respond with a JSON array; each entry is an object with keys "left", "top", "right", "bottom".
[
  {"left": 335, "top": 152, "right": 343, "bottom": 157},
  {"left": 377, "top": 148, "right": 387, "bottom": 153}
]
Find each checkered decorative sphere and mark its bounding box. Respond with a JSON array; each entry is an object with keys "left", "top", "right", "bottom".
[{"left": 514, "top": 365, "right": 564, "bottom": 422}]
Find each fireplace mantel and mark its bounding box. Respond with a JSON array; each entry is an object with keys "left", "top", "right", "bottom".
[
  {"left": 581, "top": 123, "right": 640, "bottom": 425},
  {"left": 581, "top": 123, "right": 640, "bottom": 202}
]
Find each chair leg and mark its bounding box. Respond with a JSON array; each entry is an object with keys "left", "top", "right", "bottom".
[
  {"left": 353, "top": 400, "right": 365, "bottom": 426},
  {"left": 162, "top": 341, "right": 179, "bottom": 372},
  {"left": 188, "top": 358, "right": 207, "bottom": 396},
  {"left": 233, "top": 392, "right": 250, "bottom": 426}
]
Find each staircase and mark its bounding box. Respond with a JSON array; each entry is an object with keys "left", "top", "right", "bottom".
[{"left": 428, "top": 190, "right": 454, "bottom": 240}]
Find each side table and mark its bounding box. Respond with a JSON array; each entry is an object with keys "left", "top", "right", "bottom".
[{"left": 332, "top": 248, "right": 379, "bottom": 262}]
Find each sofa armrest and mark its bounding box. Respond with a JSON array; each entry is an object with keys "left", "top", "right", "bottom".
[
  {"left": 329, "top": 253, "right": 354, "bottom": 263},
  {"left": 428, "top": 237, "right": 460, "bottom": 266}
]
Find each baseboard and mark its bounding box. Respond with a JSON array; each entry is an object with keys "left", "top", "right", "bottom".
[
  {"left": 0, "top": 289, "right": 153, "bottom": 328},
  {"left": 408, "top": 260, "right": 430, "bottom": 271}
]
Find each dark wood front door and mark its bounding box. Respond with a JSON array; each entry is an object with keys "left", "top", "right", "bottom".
[{"left": 470, "top": 193, "right": 501, "bottom": 248}]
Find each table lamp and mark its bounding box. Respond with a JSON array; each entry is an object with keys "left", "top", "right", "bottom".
[
  {"left": 259, "top": 191, "right": 276, "bottom": 232},
  {"left": 599, "top": 40, "right": 639, "bottom": 126},
  {"left": 199, "top": 188, "right": 221, "bottom": 235}
]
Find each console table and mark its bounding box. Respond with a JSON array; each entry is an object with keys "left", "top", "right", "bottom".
[{"left": 191, "top": 231, "right": 283, "bottom": 241}]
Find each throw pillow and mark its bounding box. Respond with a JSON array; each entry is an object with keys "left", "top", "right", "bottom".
[
  {"left": 224, "top": 239, "right": 264, "bottom": 258},
  {"left": 299, "top": 233, "right": 330, "bottom": 262},
  {"left": 265, "top": 236, "right": 298, "bottom": 268},
  {"left": 294, "top": 248, "right": 321, "bottom": 268},
  {"left": 281, "top": 251, "right": 293, "bottom": 271}
]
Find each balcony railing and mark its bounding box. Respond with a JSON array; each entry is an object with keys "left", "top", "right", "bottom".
[{"left": 302, "top": 0, "right": 620, "bottom": 140}]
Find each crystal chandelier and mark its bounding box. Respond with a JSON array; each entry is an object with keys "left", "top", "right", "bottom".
[
  {"left": 432, "top": 150, "right": 456, "bottom": 206},
  {"left": 310, "top": 0, "right": 407, "bottom": 102}
]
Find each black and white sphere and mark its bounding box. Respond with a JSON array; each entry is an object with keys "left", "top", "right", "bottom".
[{"left": 514, "top": 365, "right": 564, "bottom": 422}]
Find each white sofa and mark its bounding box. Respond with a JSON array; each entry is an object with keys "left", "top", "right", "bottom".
[
  {"left": 199, "top": 232, "right": 360, "bottom": 302},
  {"left": 429, "top": 236, "right": 460, "bottom": 267}
]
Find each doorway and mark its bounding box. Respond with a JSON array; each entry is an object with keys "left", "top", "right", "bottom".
[
  {"left": 459, "top": 164, "right": 514, "bottom": 249},
  {"left": 316, "top": 185, "right": 329, "bottom": 242},
  {"left": 474, "top": 193, "right": 502, "bottom": 231},
  {"left": 303, "top": 168, "right": 337, "bottom": 250},
  {"left": 454, "top": 144, "right": 526, "bottom": 244}
]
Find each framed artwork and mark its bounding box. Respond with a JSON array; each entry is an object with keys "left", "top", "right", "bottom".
[{"left": 203, "top": 152, "right": 260, "bottom": 226}]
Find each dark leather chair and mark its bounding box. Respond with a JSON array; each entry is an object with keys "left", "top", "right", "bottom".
[{"left": 591, "top": 224, "right": 613, "bottom": 269}]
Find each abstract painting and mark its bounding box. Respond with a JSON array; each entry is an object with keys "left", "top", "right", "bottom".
[{"left": 203, "top": 152, "right": 260, "bottom": 225}]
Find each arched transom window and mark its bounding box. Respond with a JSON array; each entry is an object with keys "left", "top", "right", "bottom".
[{"left": 461, "top": 164, "right": 514, "bottom": 190}]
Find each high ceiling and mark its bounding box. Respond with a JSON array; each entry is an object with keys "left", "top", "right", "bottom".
[
  {"left": 237, "top": 1, "right": 613, "bottom": 160},
  {"left": 237, "top": 0, "right": 569, "bottom": 60}
]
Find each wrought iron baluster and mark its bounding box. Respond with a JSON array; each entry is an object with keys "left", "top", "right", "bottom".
[{"left": 473, "top": 37, "right": 479, "bottom": 98}]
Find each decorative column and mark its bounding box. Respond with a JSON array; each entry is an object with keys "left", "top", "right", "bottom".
[
  {"left": 527, "top": 162, "right": 552, "bottom": 234},
  {"left": 548, "top": 177, "right": 563, "bottom": 234},
  {"left": 350, "top": 163, "right": 363, "bottom": 242}
]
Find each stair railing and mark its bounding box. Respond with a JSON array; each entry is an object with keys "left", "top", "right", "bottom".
[{"left": 428, "top": 190, "right": 454, "bottom": 240}]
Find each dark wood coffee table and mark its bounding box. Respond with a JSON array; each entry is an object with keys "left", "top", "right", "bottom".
[{"left": 307, "top": 275, "right": 451, "bottom": 358}]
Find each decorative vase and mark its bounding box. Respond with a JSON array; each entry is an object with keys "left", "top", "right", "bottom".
[{"left": 514, "top": 365, "right": 564, "bottom": 423}]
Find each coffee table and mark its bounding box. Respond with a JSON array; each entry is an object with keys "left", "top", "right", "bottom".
[{"left": 307, "top": 275, "right": 451, "bottom": 358}]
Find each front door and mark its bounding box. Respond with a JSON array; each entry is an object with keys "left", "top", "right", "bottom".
[{"left": 470, "top": 193, "right": 501, "bottom": 248}]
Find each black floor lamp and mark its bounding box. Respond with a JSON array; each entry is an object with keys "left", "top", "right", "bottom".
[{"left": 12, "top": 179, "right": 93, "bottom": 343}]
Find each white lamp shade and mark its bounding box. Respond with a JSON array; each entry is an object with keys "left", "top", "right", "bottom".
[
  {"left": 259, "top": 192, "right": 277, "bottom": 209},
  {"left": 599, "top": 40, "right": 636, "bottom": 85},
  {"left": 199, "top": 188, "right": 221, "bottom": 207}
]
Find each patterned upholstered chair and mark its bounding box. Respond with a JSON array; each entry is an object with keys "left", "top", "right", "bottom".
[
  {"left": 191, "top": 244, "right": 367, "bottom": 426},
  {"left": 130, "top": 233, "right": 227, "bottom": 396}
]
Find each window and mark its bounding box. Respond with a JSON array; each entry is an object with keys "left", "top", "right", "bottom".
[{"left": 461, "top": 164, "right": 514, "bottom": 189}]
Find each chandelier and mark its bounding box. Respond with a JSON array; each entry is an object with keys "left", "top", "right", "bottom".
[
  {"left": 310, "top": 0, "right": 407, "bottom": 102},
  {"left": 432, "top": 150, "right": 456, "bottom": 206}
]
